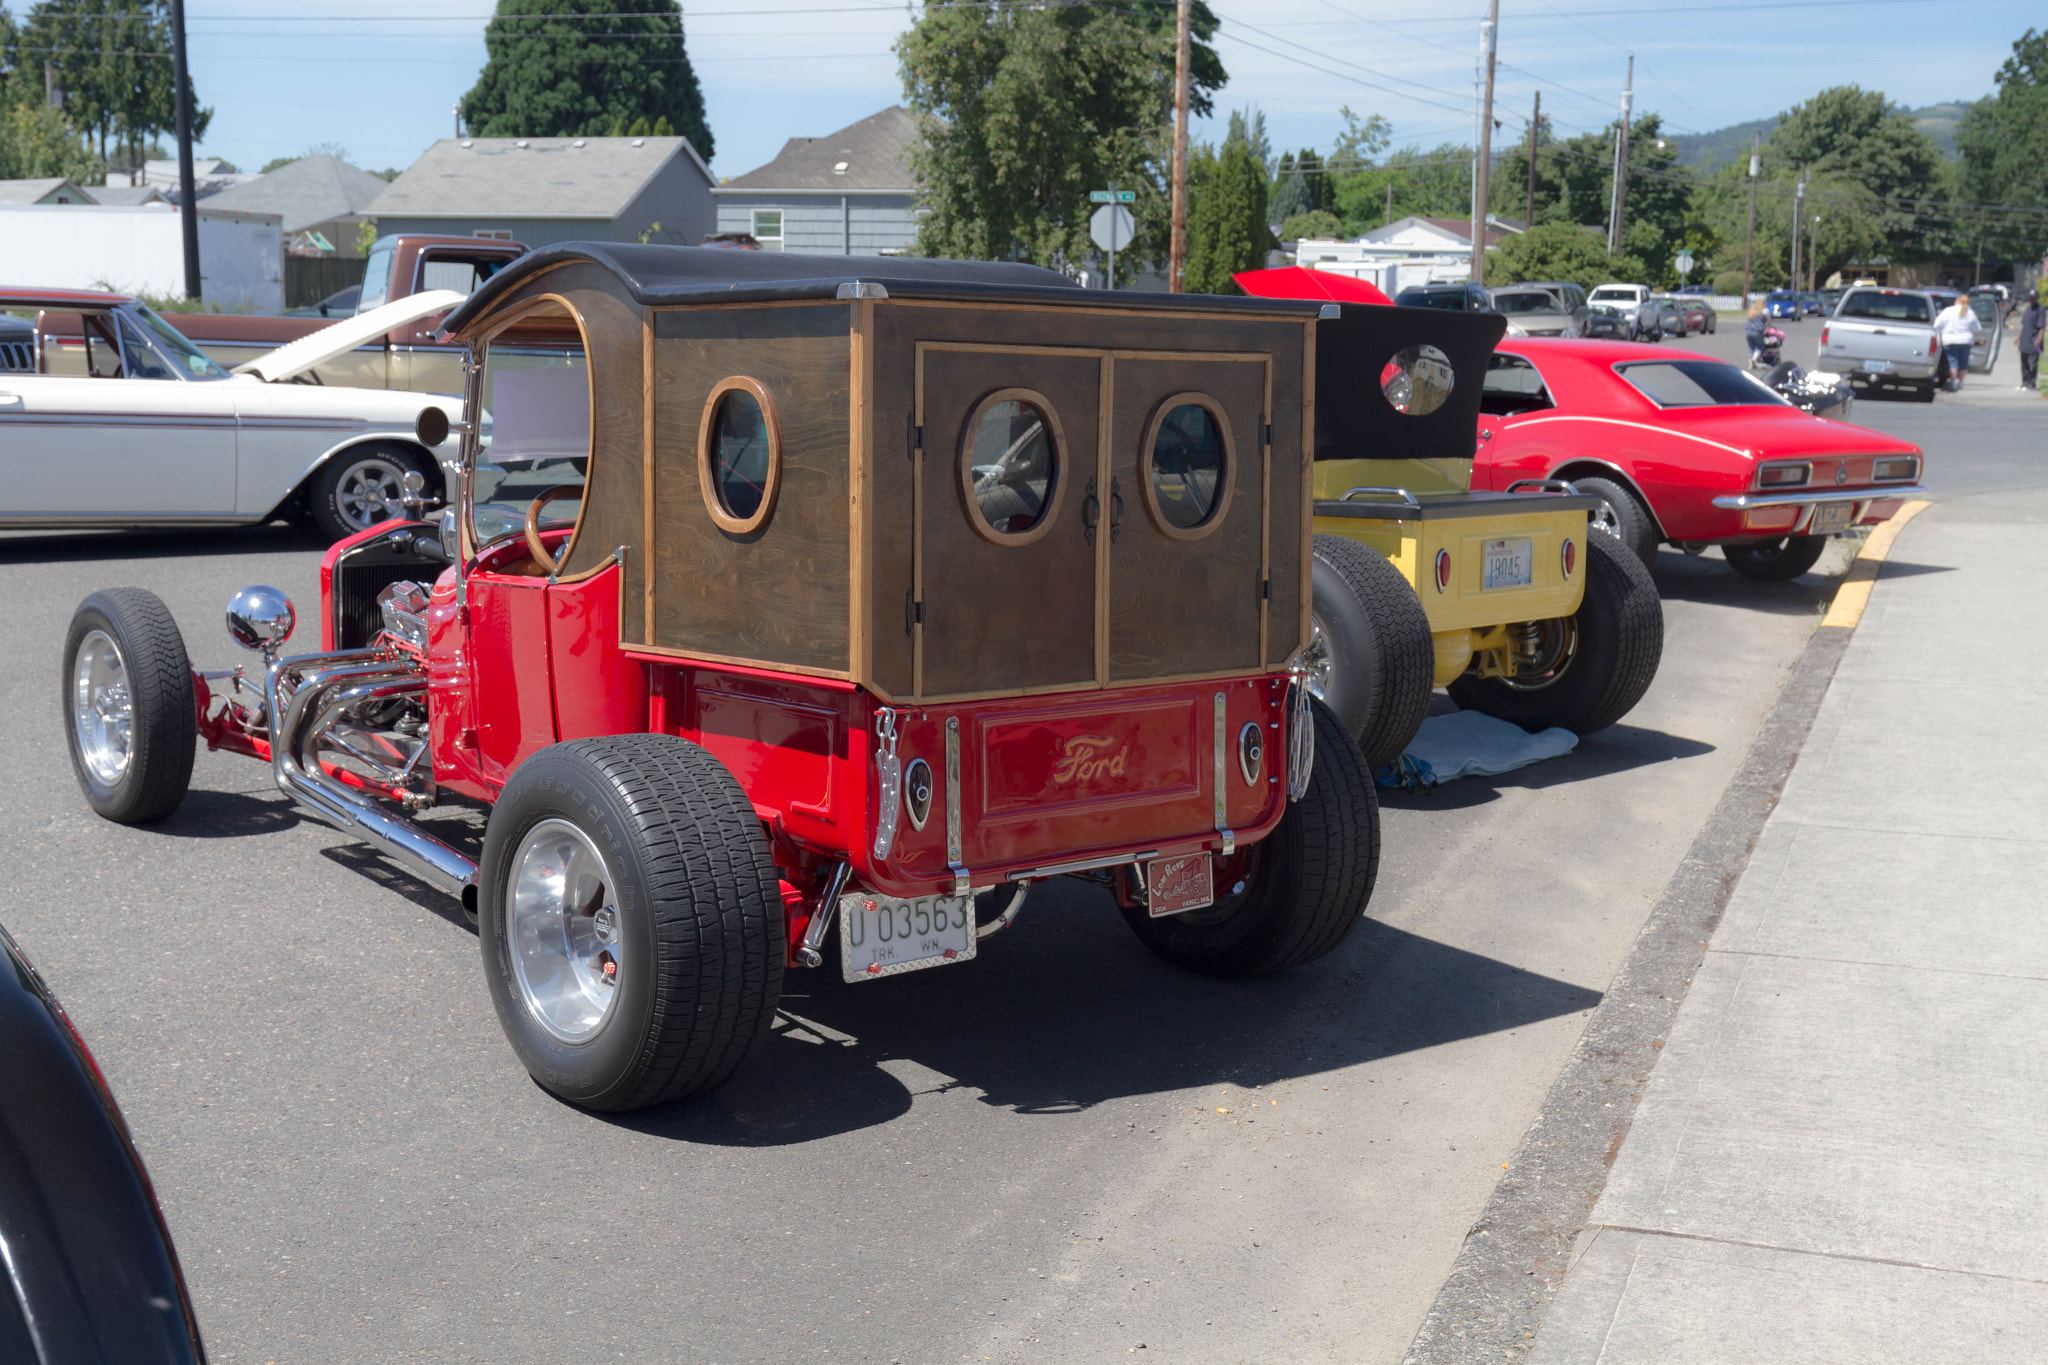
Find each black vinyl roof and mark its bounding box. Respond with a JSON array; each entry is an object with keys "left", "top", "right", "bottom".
[{"left": 443, "top": 241, "right": 1324, "bottom": 331}]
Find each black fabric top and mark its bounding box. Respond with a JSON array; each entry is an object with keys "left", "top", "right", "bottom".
[
  {"left": 1314, "top": 302, "right": 1506, "bottom": 462},
  {"left": 443, "top": 241, "right": 1324, "bottom": 332}
]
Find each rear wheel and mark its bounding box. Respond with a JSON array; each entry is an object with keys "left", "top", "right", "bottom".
[
  {"left": 1307, "top": 534, "right": 1435, "bottom": 770},
  {"left": 1723, "top": 534, "right": 1828, "bottom": 582},
  {"left": 62, "top": 589, "right": 196, "bottom": 823},
  {"left": 306, "top": 443, "right": 431, "bottom": 542},
  {"left": 1448, "top": 534, "right": 1663, "bottom": 735},
  {"left": 1120, "top": 697, "right": 1379, "bottom": 978},
  {"left": 478, "top": 734, "right": 784, "bottom": 1110},
  {"left": 1572, "top": 475, "right": 1659, "bottom": 568}
]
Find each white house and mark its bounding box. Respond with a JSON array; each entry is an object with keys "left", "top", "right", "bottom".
[
  {"left": 0, "top": 177, "right": 93, "bottom": 205},
  {"left": 1295, "top": 214, "right": 1524, "bottom": 294},
  {"left": 712, "top": 106, "right": 918, "bottom": 255}
]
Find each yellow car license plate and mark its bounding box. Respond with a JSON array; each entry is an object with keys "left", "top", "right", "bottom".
[{"left": 1482, "top": 538, "right": 1534, "bottom": 590}]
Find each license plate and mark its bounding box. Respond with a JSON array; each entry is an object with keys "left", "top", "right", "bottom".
[
  {"left": 1862, "top": 359, "right": 1892, "bottom": 374},
  {"left": 839, "top": 891, "right": 976, "bottom": 982},
  {"left": 1808, "top": 502, "right": 1854, "bottom": 535},
  {"left": 1481, "top": 538, "right": 1534, "bottom": 590},
  {"left": 1146, "top": 853, "right": 1214, "bottom": 917}
]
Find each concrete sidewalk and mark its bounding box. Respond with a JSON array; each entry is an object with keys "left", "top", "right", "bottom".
[{"left": 1526, "top": 488, "right": 2048, "bottom": 1363}]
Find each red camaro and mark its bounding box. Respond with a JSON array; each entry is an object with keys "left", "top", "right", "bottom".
[{"left": 1473, "top": 338, "right": 1929, "bottom": 579}]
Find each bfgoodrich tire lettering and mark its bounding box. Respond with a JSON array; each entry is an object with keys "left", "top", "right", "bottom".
[
  {"left": 478, "top": 734, "right": 784, "bottom": 1110},
  {"left": 306, "top": 443, "right": 431, "bottom": 543},
  {"left": 1447, "top": 532, "right": 1663, "bottom": 735},
  {"left": 62, "top": 588, "right": 196, "bottom": 823},
  {"left": 1120, "top": 697, "right": 1379, "bottom": 977}
]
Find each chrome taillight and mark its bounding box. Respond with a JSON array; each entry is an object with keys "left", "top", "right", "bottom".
[
  {"left": 1561, "top": 538, "right": 1576, "bottom": 579},
  {"left": 1758, "top": 462, "right": 1812, "bottom": 488},
  {"left": 1434, "top": 548, "right": 1451, "bottom": 593},
  {"left": 1872, "top": 456, "right": 1919, "bottom": 482}
]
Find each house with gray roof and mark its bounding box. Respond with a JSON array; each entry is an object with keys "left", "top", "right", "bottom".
[
  {"left": 713, "top": 106, "right": 919, "bottom": 255},
  {"left": 365, "top": 136, "right": 714, "bottom": 251},
  {"left": 0, "top": 178, "right": 92, "bottom": 205},
  {"left": 202, "top": 154, "right": 390, "bottom": 255},
  {"left": 85, "top": 185, "right": 168, "bottom": 207}
]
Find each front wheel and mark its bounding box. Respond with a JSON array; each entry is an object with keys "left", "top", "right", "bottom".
[
  {"left": 306, "top": 444, "right": 431, "bottom": 542},
  {"left": 1447, "top": 533, "right": 1664, "bottom": 736},
  {"left": 1723, "top": 535, "right": 1828, "bottom": 582},
  {"left": 1120, "top": 697, "right": 1379, "bottom": 978},
  {"left": 63, "top": 589, "right": 196, "bottom": 823},
  {"left": 478, "top": 734, "right": 785, "bottom": 1110}
]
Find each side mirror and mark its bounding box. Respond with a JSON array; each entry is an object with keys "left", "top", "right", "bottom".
[{"left": 415, "top": 405, "right": 449, "bottom": 446}]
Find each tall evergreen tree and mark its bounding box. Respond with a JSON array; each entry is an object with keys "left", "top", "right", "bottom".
[
  {"left": 1957, "top": 30, "right": 2048, "bottom": 258},
  {"left": 461, "top": 0, "right": 711, "bottom": 157},
  {"left": 1185, "top": 133, "right": 1268, "bottom": 294},
  {"left": 22, "top": 0, "right": 207, "bottom": 178}
]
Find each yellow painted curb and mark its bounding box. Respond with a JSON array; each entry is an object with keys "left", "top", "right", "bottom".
[{"left": 1820, "top": 499, "right": 1932, "bottom": 629}]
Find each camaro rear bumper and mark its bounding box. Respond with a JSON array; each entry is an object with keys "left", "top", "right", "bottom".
[{"left": 1711, "top": 485, "right": 1929, "bottom": 535}]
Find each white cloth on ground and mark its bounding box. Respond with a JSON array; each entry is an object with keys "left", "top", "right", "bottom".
[{"left": 1402, "top": 709, "right": 1577, "bottom": 783}]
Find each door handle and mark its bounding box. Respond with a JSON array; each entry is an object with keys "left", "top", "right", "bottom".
[
  {"left": 1083, "top": 478, "right": 1099, "bottom": 545},
  {"left": 1478, "top": 428, "right": 1494, "bottom": 442}
]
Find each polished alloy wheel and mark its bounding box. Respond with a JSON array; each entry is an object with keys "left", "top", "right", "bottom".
[
  {"left": 333, "top": 456, "right": 408, "bottom": 532},
  {"left": 72, "top": 629, "right": 134, "bottom": 787},
  {"left": 1302, "top": 615, "right": 1334, "bottom": 703},
  {"left": 508, "top": 819, "right": 626, "bottom": 1044},
  {"left": 1588, "top": 497, "right": 1624, "bottom": 540}
]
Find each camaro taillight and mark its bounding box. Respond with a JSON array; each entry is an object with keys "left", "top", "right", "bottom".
[
  {"left": 1872, "top": 456, "right": 1919, "bottom": 482},
  {"left": 1758, "top": 462, "right": 1811, "bottom": 488}
]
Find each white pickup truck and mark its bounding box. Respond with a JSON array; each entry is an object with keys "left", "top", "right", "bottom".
[{"left": 1815, "top": 287, "right": 1944, "bottom": 402}]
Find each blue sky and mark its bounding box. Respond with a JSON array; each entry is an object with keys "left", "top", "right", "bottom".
[{"left": 178, "top": 0, "right": 2038, "bottom": 183}]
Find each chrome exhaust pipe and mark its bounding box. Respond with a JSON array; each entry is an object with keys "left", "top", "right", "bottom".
[{"left": 266, "top": 649, "right": 479, "bottom": 902}]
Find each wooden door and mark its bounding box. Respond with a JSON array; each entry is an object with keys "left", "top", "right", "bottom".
[
  {"left": 1106, "top": 355, "right": 1270, "bottom": 680},
  {"left": 915, "top": 346, "right": 1102, "bottom": 699}
]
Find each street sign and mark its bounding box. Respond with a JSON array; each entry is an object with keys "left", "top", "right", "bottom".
[
  {"left": 1675, "top": 249, "right": 1695, "bottom": 275},
  {"left": 1090, "top": 190, "right": 1136, "bottom": 204},
  {"left": 1089, "top": 205, "right": 1134, "bottom": 252}
]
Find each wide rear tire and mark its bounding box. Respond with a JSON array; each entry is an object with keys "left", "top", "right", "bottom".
[
  {"left": 478, "top": 734, "right": 784, "bottom": 1110},
  {"left": 1723, "top": 534, "right": 1828, "bottom": 582},
  {"left": 62, "top": 589, "right": 196, "bottom": 824},
  {"left": 1573, "top": 475, "right": 1659, "bottom": 568},
  {"left": 1120, "top": 697, "right": 1379, "bottom": 978},
  {"left": 1308, "top": 533, "right": 1435, "bottom": 771},
  {"left": 1447, "top": 534, "right": 1664, "bottom": 736}
]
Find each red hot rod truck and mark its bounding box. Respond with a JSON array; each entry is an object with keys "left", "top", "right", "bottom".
[{"left": 62, "top": 245, "right": 1382, "bottom": 1111}]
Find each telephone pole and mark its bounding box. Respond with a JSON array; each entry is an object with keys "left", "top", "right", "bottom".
[
  {"left": 1469, "top": 0, "right": 1499, "bottom": 284},
  {"left": 1606, "top": 54, "right": 1633, "bottom": 255},
  {"left": 1526, "top": 90, "right": 1540, "bottom": 231},
  {"left": 169, "top": 0, "right": 200, "bottom": 300},
  {"left": 1168, "top": 0, "right": 1192, "bottom": 293},
  {"left": 1791, "top": 175, "right": 1806, "bottom": 291},
  {"left": 1741, "top": 133, "right": 1761, "bottom": 307}
]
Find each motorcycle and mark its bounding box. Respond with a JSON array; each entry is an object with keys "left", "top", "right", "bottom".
[{"left": 1749, "top": 325, "right": 1785, "bottom": 370}]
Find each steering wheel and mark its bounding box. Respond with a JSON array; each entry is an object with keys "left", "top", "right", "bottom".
[{"left": 523, "top": 485, "right": 581, "bottom": 574}]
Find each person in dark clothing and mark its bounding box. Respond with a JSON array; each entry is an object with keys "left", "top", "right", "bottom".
[
  {"left": 2019, "top": 286, "right": 2046, "bottom": 393},
  {"left": 1744, "top": 299, "right": 1768, "bottom": 367}
]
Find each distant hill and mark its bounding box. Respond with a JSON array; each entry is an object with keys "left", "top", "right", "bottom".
[{"left": 1670, "top": 102, "right": 1967, "bottom": 170}]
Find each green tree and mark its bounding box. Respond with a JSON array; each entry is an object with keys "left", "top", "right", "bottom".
[
  {"left": 897, "top": 0, "right": 1224, "bottom": 269},
  {"left": 1269, "top": 152, "right": 1311, "bottom": 222},
  {"left": 1957, "top": 29, "right": 2048, "bottom": 258},
  {"left": 0, "top": 100, "right": 93, "bottom": 179},
  {"left": 1333, "top": 143, "right": 1471, "bottom": 231},
  {"left": 461, "top": 0, "right": 711, "bottom": 157},
  {"left": 1185, "top": 133, "right": 1268, "bottom": 293},
  {"left": 1768, "top": 85, "right": 1945, "bottom": 261},
  {"left": 1485, "top": 221, "right": 1643, "bottom": 290},
  {"left": 22, "top": 0, "right": 208, "bottom": 179},
  {"left": 1280, "top": 208, "right": 1342, "bottom": 241}
]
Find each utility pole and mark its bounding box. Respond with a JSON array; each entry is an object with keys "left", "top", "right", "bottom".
[
  {"left": 1168, "top": 0, "right": 1191, "bottom": 293},
  {"left": 169, "top": 0, "right": 200, "bottom": 301},
  {"left": 1791, "top": 175, "right": 1805, "bottom": 291},
  {"left": 1385, "top": 179, "right": 1394, "bottom": 227},
  {"left": 1470, "top": 0, "right": 1499, "bottom": 285},
  {"left": 1741, "top": 133, "right": 1760, "bottom": 307},
  {"left": 1526, "top": 90, "right": 1540, "bottom": 231},
  {"left": 1606, "top": 54, "right": 1633, "bottom": 255}
]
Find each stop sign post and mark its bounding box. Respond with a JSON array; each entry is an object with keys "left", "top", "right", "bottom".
[
  {"left": 1675, "top": 249, "right": 1695, "bottom": 287},
  {"left": 1090, "top": 189, "right": 1135, "bottom": 290}
]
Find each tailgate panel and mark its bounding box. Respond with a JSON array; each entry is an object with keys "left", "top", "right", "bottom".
[{"left": 980, "top": 696, "right": 1200, "bottom": 819}]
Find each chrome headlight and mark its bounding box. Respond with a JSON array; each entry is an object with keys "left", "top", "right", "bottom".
[{"left": 226, "top": 585, "right": 296, "bottom": 655}]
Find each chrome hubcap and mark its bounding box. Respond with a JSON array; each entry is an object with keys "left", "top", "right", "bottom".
[
  {"left": 1303, "top": 616, "right": 1334, "bottom": 702},
  {"left": 507, "top": 819, "right": 625, "bottom": 1044},
  {"left": 72, "top": 629, "right": 134, "bottom": 787},
  {"left": 334, "top": 457, "right": 408, "bottom": 531},
  {"left": 1589, "top": 499, "right": 1623, "bottom": 540}
]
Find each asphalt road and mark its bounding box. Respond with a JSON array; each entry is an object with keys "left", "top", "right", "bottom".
[{"left": 0, "top": 374, "right": 2034, "bottom": 1365}]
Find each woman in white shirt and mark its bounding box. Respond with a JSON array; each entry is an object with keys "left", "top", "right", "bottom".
[{"left": 1936, "top": 296, "right": 1984, "bottom": 392}]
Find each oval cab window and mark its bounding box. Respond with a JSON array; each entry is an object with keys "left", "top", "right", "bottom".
[
  {"left": 1381, "top": 344, "right": 1455, "bottom": 416},
  {"left": 962, "top": 391, "right": 1061, "bottom": 545},
  {"left": 1142, "top": 396, "right": 1232, "bottom": 538},
  {"left": 698, "top": 378, "right": 781, "bottom": 534}
]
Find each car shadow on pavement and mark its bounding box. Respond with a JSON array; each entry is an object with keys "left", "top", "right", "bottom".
[
  {"left": 0, "top": 523, "right": 325, "bottom": 565},
  {"left": 150, "top": 787, "right": 308, "bottom": 839},
  {"left": 596, "top": 899, "right": 1599, "bottom": 1148},
  {"left": 1647, "top": 550, "right": 1843, "bottom": 615}
]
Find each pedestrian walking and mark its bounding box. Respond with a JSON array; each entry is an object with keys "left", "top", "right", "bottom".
[
  {"left": 2019, "top": 285, "right": 2046, "bottom": 392},
  {"left": 1935, "top": 294, "right": 1983, "bottom": 391},
  {"left": 1744, "top": 299, "right": 1767, "bottom": 367}
]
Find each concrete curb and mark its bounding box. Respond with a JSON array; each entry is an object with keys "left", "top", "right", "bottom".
[{"left": 1397, "top": 520, "right": 1928, "bottom": 1362}]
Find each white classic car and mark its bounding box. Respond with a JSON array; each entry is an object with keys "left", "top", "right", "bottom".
[{"left": 0, "top": 287, "right": 466, "bottom": 541}]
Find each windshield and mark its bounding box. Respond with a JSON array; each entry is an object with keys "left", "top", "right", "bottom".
[
  {"left": 1615, "top": 360, "right": 1788, "bottom": 408},
  {"left": 1493, "top": 292, "right": 1557, "bottom": 315},
  {"left": 130, "top": 304, "right": 229, "bottom": 380},
  {"left": 1588, "top": 287, "right": 1636, "bottom": 303},
  {"left": 471, "top": 343, "right": 590, "bottom": 551},
  {"left": 356, "top": 242, "right": 396, "bottom": 315},
  {"left": 1838, "top": 290, "right": 1932, "bottom": 323}
]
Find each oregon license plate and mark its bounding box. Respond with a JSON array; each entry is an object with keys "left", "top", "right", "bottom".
[
  {"left": 1809, "top": 502, "right": 1854, "bottom": 535},
  {"left": 1862, "top": 359, "right": 1892, "bottom": 374},
  {"left": 1146, "top": 853, "right": 1214, "bottom": 917},
  {"left": 839, "top": 891, "right": 976, "bottom": 982},
  {"left": 1482, "top": 538, "right": 1534, "bottom": 590}
]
